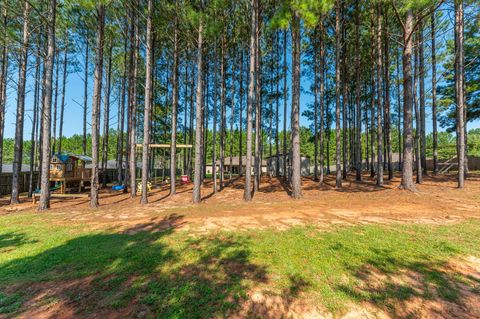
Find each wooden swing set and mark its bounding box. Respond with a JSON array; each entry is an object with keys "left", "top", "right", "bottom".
[{"left": 135, "top": 143, "right": 193, "bottom": 186}]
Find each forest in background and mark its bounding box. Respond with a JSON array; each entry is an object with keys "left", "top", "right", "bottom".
[
  {"left": 2, "top": 128, "right": 480, "bottom": 166},
  {"left": 0, "top": 0, "right": 478, "bottom": 209}
]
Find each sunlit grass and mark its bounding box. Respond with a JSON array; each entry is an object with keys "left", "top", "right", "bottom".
[{"left": 0, "top": 212, "right": 479, "bottom": 317}]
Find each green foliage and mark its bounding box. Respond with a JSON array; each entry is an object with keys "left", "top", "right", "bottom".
[
  {"left": 270, "top": 0, "right": 334, "bottom": 30},
  {"left": 438, "top": 3, "right": 480, "bottom": 131}
]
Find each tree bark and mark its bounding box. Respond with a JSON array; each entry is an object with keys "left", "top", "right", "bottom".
[
  {"left": 128, "top": 2, "right": 139, "bottom": 198},
  {"left": 141, "top": 0, "right": 153, "bottom": 204},
  {"left": 192, "top": 18, "right": 204, "bottom": 203},
  {"left": 83, "top": 38, "right": 89, "bottom": 155},
  {"left": 291, "top": 10, "right": 301, "bottom": 199},
  {"left": 212, "top": 43, "right": 218, "bottom": 193},
  {"left": 400, "top": 10, "right": 416, "bottom": 191},
  {"left": 431, "top": 13, "right": 438, "bottom": 174},
  {"left": 275, "top": 34, "right": 280, "bottom": 178},
  {"left": 419, "top": 21, "right": 427, "bottom": 177},
  {"left": 254, "top": 7, "right": 261, "bottom": 193},
  {"left": 117, "top": 30, "right": 127, "bottom": 185},
  {"left": 58, "top": 29, "right": 69, "bottom": 153},
  {"left": 319, "top": 19, "right": 325, "bottom": 184},
  {"left": 11, "top": 1, "right": 30, "bottom": 204},
  {"left": 101, "top": 44, "right": 112, "bottom": 188},
  {"left": 52, "top": 48, "right": 59, "bottom": 154},
  {"left": 283, "top": 30, "right": 288, "bottom": 181},
  {"left": 455, "top": 0, "right": 465, "bottom": 189},
  {"left": 376, "top": 3, "right": 384, "bottom": 186},
  {"left": 239, "top": 50, "right": 244, "bottom": 177},
  {"left": 384, "top": 8, "right": 392, "bottom": 180},
  {"left": 0, "top": 1, "right": 8, "bottom": 174},
  {"left": 38, "top": 0, "right": 57, "bottom": 211},
  {"left": 355, "top": 2, "right": 362, "bottom": 182},
  {"left": 230, "top": 54, "right": 236, "bottom": 181},
  {"left": 170, "top": 3, "right": 179, "bottom": 196},
  {"left": 244, "top": 0, "right": 256, "bottom": 201},
  {"left": 220, "top": 34, "right": 226, "bottom": 189},
  {"left": 335, "top": 0, "right": 342, "bottom": 189},
  {"left": 396, "top": 47, "right": 402, "bottom": 171},
  {"left": 90, "top": 4, "right": 105, "bottom": 208},
  {"left": 413, "top": 36, "right": 422, "bottom": 184},
  {"left": 29, "top": 42, "right": 41, "bottom": 198},
  {"left": 313, "top": 30, "right": 319, "bottom": 182}
]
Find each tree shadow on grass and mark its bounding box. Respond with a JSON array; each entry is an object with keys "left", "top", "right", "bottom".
[
  {"left": 336, "top": 245, "right": 480, "bottom": 318},
  {"left": 0, "top": 232, "right": 36, "bottom": 252},
  {"left": 0, "top": 214, "right": 268, "bottom": 318}
]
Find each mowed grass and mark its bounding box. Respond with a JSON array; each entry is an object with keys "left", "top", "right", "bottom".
[{"left": 0, "top": 212, "right": 480, "bottom": 318}]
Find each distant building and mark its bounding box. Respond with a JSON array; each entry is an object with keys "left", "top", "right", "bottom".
[
  {"left": 266, "top": 153, "right": 311, "bottom": 177},
  {"left": 0, "top": 164, "right": 33, "bottom": 173},
  {"left": 206, "top": 156, "right": 267, "bottom": 175}
]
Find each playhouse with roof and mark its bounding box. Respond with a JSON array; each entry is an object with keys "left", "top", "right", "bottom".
[{"left": 49, "top": 153, "right": 92, "bottom": 193}]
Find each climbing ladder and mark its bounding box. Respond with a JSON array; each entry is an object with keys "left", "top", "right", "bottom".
[{"left": 438, "top": 157, "right": 458, "bottom": 174}]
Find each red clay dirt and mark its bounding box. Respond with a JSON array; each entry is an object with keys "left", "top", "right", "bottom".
[
  {"left": 1, "top": 173, "right": 480, "bottom": 232},
  {"left": 2, "top": 173, "right": 480, "bottom": 319}
]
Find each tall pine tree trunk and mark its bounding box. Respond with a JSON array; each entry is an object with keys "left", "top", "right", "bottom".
[
  {"left": 170, "top": 5, "right": 179, "bottom": 196},
  {"left": 90, "top": 4, "right": 105, "bottom": 208},
  {"left": 282, "top": 30, "right": 288, "bottom": 180},
  {"left": 319, "top": 19, "right": 325, "bottom": 184},
  {"left": 58, "top": 29, "right": 68, "bottom": 153},
  {"left": 220, "top": 34, "right": 226, "bottom": 189},
  {"left": 11, "top": 1, "right": 30, "bottom": 204},
  {"left": 101, "top": 44, "right": 112, "bottom": 188},
  {"left": 384, "top": 9, "right": 393, "bottom": 180},
  {"left": 254, "top": 10, "right": 261, "bottom": 192},
  {"left": 244, "top": 0, "right": 256, "bottom": 201},
  {"left": 400, "top": 9, "right": 415, "bottom": 191},
  {"left": 455, "top": 0, "right": 465, "bottom": 189},
  {"left": 117, "top": 32, "right": 127, "bottom": 185},
  {"left": 0, "top": 1, "right": 8, "bottom": 174},
  {"left": 52, "top": 48, "right": 59, "bottom": 154},
  {"left": 376, "top": 3, "right": 384, "bottom": 186},
  {"left": 128, "top": 2, "right": 139, "bottom": 198},
  {"left": 192, "top": 18, "right": 204, "bottom": 203},
  {"left": 38, "top": 0, "right": 57, "bottom": 211},
  {"left": 419, "top": 21, "right": 427, "bottom": 178},
  {"left": 212, "top": 43, "right": 218, "bottom": 193},
  {"left": 29, "top": 43, "right": 41, "bottom": 197},
  {"left": 431, "top": 13, "right": 438, "bottom": 174},
  {"left": 275, "top": 34, "right": 280, "bottom": 178},
  {"left": 313, "top": 33, "right": 319, "bottom": 182},
  {"left": 290, "top": 10, "right": 302, "bottom": 199},
  {"left": 141, "top": 0, "right": 153, "bottom": 204},
  {"left": 230, "top": 55, "right": 235, "bottom": 181},
  {"left": 355, "top": 2, "right": 362, "bottom": 181},
  {"left": 239, "top": 50, "right": 244, "bottom": 177},
  {"left": 335, "top": 0, "right": 342, "bottom": 189},
  {"left": 83, "top": 38, "right": 89, "bottom": 155},
  {"left": 413, "top": 32, "right": 422, "bottom": 184},
  {"left": 396, "top": 48, "right": 402, "bottom": 171}
]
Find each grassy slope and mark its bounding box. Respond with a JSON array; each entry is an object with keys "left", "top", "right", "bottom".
[{"left": 0, "top": 213, "right": 479, "bottom": 318}]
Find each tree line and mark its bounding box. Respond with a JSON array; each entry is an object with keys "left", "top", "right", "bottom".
[{"left": 0, "top": 0, "right": 477, "bottom": 209}]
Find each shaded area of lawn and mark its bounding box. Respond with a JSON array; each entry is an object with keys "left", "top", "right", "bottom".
[
  {"left": 0, "top": 214, "right": 269, "bottom": 318},
  {"left": 0, "top": 213, "right": 479, "bottom": 318}
]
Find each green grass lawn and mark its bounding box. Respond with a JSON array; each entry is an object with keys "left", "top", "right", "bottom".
[{"left": 1, "top": 213, "right": 479, "bottom": 318}]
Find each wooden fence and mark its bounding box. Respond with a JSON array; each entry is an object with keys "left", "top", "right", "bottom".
[{"left": 0, "top": 172, "right": 39, "bottom": 195}]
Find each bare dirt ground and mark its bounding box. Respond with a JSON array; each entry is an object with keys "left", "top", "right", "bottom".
[{"left": 1, "top": 173, "right": 480, "bottom": 232}]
